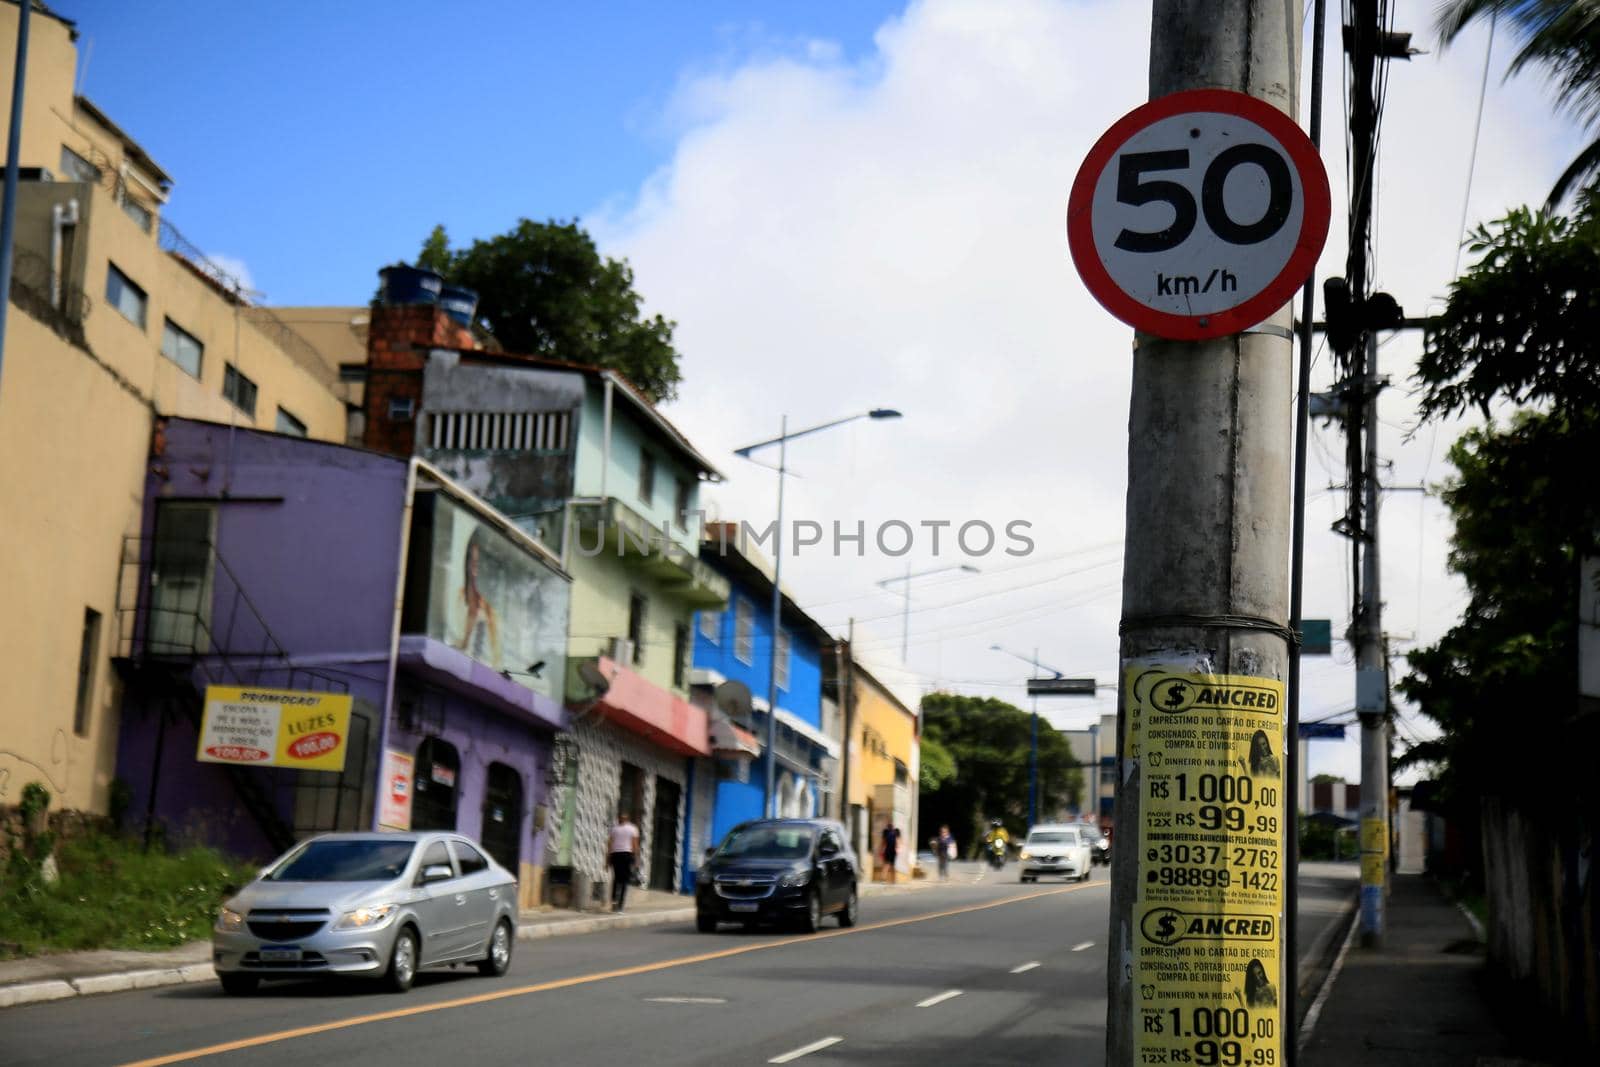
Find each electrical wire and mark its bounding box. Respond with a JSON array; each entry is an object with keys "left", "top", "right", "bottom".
[{"left": 1453, "top": 12, "right": 1496, "bottom": 281}]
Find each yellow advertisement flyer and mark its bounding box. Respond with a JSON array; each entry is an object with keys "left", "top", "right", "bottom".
[{"left": 1127, "top": 667, "right": 1287, "bottom": 1067}]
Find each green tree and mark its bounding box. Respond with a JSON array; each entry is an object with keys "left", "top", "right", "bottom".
[
  {"left": 1399, "top": 192, "right": 1600, "bottom": 823},
  {"left": 416, "top": 220, "right": 683, "bottom": 403},
  {"left": 1436, "top": 1, "right": 1600, "bottom": 204},
  {"left": 916, "top": 693, "right": 1083, "bottom": 851},
  {"left": 919, "top": 735, "right": 957, "bottom": 792}
]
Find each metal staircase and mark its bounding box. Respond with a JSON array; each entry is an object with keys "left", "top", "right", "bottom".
[{"left": 112, "top": 534, "right": 350, "bottom": 854}]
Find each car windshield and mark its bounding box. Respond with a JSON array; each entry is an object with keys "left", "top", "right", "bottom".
[
  {"left": 716, "top": 826, "right": 816, "bottom": 860},
  {"left": 266, "top": 840, "right": 416, "bottom": 882},
  {"left": 1029, "top": 832, "right": 1078, "bottom": 845}
]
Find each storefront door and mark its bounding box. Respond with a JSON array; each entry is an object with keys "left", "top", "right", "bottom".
[
  {"left": 480, "top": 762, "right": 523, "bottom": 876},
  {"left": 411, "top": 736, "right": 460, "bottom": 831},
  {"left": 649, "top": 776, "right": 680, "bottom": 892}
]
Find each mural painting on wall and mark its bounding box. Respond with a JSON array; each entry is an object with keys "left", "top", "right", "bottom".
[{"left": 427, "top": 494, "right": 568, "bottom": 700}]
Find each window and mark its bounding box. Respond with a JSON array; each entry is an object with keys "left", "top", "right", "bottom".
[
  {"left": 638, "top": 449, "right": 655, "bottom": 506},
  {"left": 73, "top": 608, "right": 101, "bottom": 737},
  {"left": 675, "top": 478, "right": 692, "bottom": 531},
  {"left": 628, "top": 591, "right": 648, "bottom": 667},
  {"left": 120, "top": 194, "right": 153, "bottom": 233},
  {"left": 775, "top": 628, "right": 791, "bottom": 691},
  {"left": 673, "top": 622, "right": 690, "bottom": 689},
  {"left": 222, "top": 363, "right": 257, "bottom": 417},
  {"left": 148, "top": 502, "right": 216, "bottom": 654},
  {"left": 698, "top": 610, "right": 720, "bottom": 643},
  {"left": 160, "top": 318, "right": 203, "bottom": 378},
  {"left": 418, "top": 840, "right": 454, "bottom": 879},
  {"left": 734, "top": 599, "right": 754, "bottom": 664},
  {"left": 426, "top": 410, "right": 570, "bottom": 451},
  {"left": 452, "top": 840, "right": 489, "bottom": 876},
  {"left": 389, "top": 396, "right": 415, "bottom": 422},
  {"left": 105, "top": 264, "right": 147, "bottom": 328},
  {"left": 821, "top": 829, "right": 844, "bottom": 855},
  {"left": 60, "top": 145, "right": 100, "bottom": 183},
  {"left": 275, "top": 407, "right": 307, "bottom": 437}
]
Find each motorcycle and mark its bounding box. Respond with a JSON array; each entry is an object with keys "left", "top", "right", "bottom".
[{"left": 985, "top": 837, "right": 1008, "bottom": 869}]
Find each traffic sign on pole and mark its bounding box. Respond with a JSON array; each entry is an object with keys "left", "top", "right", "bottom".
[{"left": 1067, "top": 88, "right": 1331, "bottom": 341}]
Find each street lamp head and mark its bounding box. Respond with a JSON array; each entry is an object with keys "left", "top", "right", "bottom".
[
  {"left": 868, "top": 408, "right": 902, "bottom": 419},
  {"left": 960, "top": 564, "right": 979, "bottom": 574},
  {"left": 989, "top": 643, "right": 1003, "bottom": 651}
]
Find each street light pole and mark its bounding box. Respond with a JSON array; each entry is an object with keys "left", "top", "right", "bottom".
[
  {"left": 877, "top": 563, "right": 979, "bottom": 662},
  {"left": 762, "top": 415, "right": 789, "bottom": 819},
  {"left": 990, "top": 644, "right": 1067, "bottom": 830},
  {"left": 735, "top": 408, "right": 901, "bottom": 819}
]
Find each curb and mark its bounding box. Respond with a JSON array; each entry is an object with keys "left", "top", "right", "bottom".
[
  {"left": 517, "top": 907, "right": 697, "bottom": 940},
  {"left": 1296, "top": 885, "right": 1361, "bottom": 1001},
  {"left": 0, "top": 963, "right": 216, "bottom": 1009}
]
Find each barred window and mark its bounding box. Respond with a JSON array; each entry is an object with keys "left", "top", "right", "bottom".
[{"left": 426, "top": 410, "right": 571, "bottom": 451}]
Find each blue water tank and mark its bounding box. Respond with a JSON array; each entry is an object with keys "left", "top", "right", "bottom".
[
  {"left": 379, "top": 265, "right": 443, "bottom": 306},
  {"left": 439, "top": 285, "right": 479, "bottom": 327}
]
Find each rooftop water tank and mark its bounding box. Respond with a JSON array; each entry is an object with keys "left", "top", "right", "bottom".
[
  {"left": 378, "top": 265, "right": 443, "bottom": 306},
  {"left": 439, "top": 285, "right": 479, "bottom": 327}
]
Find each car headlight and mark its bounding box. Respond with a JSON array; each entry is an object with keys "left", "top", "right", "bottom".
[
  {"left": 216, "top": 906, "right": 246, "bottom": 932},
  {"left": 334, "top": 903, "right": 398, "bottom": 930},
  {"left": 1019, "top": 849, "right": 1032, "bottom": 860},
  {"left": 779, "top": 869, "right": 812, "bottom": 888}
]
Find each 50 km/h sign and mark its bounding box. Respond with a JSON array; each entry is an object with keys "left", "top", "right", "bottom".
[{"left": 1067, "top": 89, "right": 1330, "bottom": 340}]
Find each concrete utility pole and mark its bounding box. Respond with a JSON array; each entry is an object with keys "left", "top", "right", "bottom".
[{"left": 1107, "top": 2, "right": 1300, "bottom": 1063}]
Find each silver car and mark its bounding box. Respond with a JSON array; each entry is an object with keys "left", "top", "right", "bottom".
[{"left": 212, "top": 831, "right": 517, "bottom": 994}]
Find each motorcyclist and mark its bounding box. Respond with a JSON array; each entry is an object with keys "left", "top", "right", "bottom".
[{"left": 982, "top": 819, "right": 1010, "bottom": 865}]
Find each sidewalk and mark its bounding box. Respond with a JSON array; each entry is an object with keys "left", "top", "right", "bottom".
[
  {"left": 0, "top": 874, "right": 937, "bottom": 1008},
  {"left": 1300, "top": 874, "right": 1534, "bottom": 1066}
]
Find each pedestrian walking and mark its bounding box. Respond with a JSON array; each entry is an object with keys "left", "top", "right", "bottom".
[
  {"left": 934, "top": 824, "right": 956, "bottom": 880},
  {"left": 880, "top": 822, "right": 901, "bottom": 884},
  {"left": 607, "top": 811, "right": 641, "bottom": 912}
]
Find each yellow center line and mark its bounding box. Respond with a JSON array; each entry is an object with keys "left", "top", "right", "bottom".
[{"left": 120, "top": 881, "right": 1106, "bottom": 1066}]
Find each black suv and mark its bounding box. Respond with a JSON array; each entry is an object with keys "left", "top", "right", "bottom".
[{"left": 695, "top": 819, "right": 859, "bottom": 933}]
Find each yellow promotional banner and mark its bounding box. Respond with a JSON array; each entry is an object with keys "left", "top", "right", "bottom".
[
  {"left": 198, "top": 687, "right": 353, "bottom": 773},
  {"left": 1127, "top": 666, "right": 1287, "bottom": 1067},
  {"left": 1361, "top": 851, "right": 1386, "bottom": 886}
]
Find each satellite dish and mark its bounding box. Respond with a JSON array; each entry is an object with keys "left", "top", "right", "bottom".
[
  {"left": 577, "top": 660, "right": 612, "bottom": 697},
  {"left": 713, "top": 680, "right": 753, "bottom": 721}
]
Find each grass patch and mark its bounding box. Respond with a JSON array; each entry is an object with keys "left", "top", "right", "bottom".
[{"left": 0, "top": 833, "right": 256, "bottom": 959}]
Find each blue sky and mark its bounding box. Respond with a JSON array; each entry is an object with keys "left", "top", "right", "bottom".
[
  {"left": 60, "top": 0, "right": 906, "bottom": 303},
  {"left": 47, "top": 1, "right": 1586, "bottom": 783}
]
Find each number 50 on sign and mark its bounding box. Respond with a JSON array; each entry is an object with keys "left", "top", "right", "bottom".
[{"left": 1067, "top": 89, "right": 1330, "bottom": 341}]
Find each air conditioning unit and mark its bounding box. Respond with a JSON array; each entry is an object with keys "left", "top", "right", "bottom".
[{"left": 606, "top": 637, "right": 635, "bottom": 664}]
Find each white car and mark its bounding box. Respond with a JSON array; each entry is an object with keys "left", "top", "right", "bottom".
[{"left": 1018, "top": 825, "right": 1093, "bottom": 883}]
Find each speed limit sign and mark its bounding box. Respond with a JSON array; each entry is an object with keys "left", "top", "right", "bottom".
[{"left": 1067, "top": 89, "right": 1330, "bottom": 341}]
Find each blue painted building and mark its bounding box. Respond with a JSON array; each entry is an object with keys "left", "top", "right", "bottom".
[{"left": 690, "top": 523, "right": 839, "bottom": 850}]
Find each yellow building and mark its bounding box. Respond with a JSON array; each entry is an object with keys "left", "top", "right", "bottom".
[
  {"left": 0, "top": 2, "right": 347, "bottom": 813},
  {"left": 842, "top": 660, "right": 919, "bottom": 879}
]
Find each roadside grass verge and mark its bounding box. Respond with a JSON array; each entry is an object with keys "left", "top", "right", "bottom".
[{"left": 0, "top": 833, "right": 255, "bottom": 959}]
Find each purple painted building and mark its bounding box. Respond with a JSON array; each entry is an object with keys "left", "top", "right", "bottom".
[{"left": 114, "top": 418, "right": 570, "bottom": 906}]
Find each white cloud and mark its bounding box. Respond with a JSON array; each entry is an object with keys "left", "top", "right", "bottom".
[
  {"left": 203, "top": 253, "right": 259, "bottom": 300},
  {"left": 593, "top": 0, "right": 1585, "bottom": 781}
]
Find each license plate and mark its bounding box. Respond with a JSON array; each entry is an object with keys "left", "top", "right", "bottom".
[
  {"left": 728, "top": 903, "right": 759, "bottom": 913},
  {"left": 260, "top": 947, "right": 302, "bottom": 962}
]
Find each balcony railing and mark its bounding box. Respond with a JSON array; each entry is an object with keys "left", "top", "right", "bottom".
[{"left": 567, "top": 497, "right": 729, "bottom": 607}]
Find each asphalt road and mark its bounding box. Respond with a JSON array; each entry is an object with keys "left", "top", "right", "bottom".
[{"left": 1, "top": 863, "right": 1355, "bottom": 1067}]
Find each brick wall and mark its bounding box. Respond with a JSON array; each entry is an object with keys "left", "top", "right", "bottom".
[{"left": 362, "top": 303, "right": 475, "bottom": 457}]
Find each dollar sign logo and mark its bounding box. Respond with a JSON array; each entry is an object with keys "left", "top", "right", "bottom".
[
  {"left": 1163, "top": 682, "right": 1187, "bottom": 709},
  {"left": 1156, "top": 912, "right": 1178, "bottom": 940}
]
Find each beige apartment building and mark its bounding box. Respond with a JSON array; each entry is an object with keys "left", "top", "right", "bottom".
[{"left": 0, "top": 1, "right": 346, "bottom": 812}]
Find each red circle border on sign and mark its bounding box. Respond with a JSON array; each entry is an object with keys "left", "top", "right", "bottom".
[{"left": 1066, "top": 88, "right": 1331, "bottom": 342}]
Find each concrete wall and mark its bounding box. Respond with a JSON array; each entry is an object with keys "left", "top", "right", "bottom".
[
  {"left": 566, "top": 546, "right": 697, "bottom": 699},
  {"left": 0, "top": 309, "right": 151, "bottom": 813}
]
